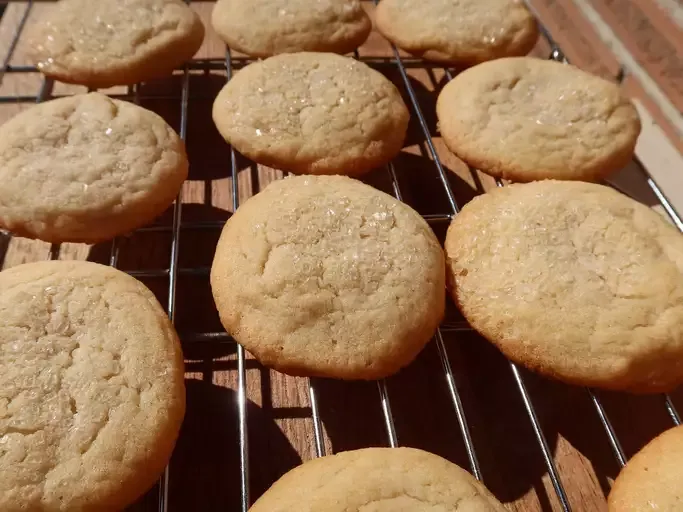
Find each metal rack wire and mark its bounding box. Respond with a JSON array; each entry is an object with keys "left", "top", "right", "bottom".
[{"left": 0, "top": 1, "right": 681, "bottom": 511}]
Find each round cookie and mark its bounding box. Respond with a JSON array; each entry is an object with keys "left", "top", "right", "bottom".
[
  {"left": 211, "top": 0, "right": 371, "bottom": 57},
  {"left": 27, "top": 0, "right": 204, "bottom": 88},
  {"left": 0, "top": 260, "right": 185, "bottom": 511},
  {"left": 436, "top": 57, "right": 641, "bottom": 182},
  {"left": 212, "top": 52, "right": 409, "bottom": 176},
  {"left": 375, "top": 0, "right": 538, "bottom": 65},
  {"left": 608, "top": 425, "right": 683, "bottom": 511},
  {"left": 445, "top": 180, "right": 683, "bottom": 393},
  {"left": 251, "top": 447, "right": 507, "bottom": 511},
  {"left": 210, "top": 175, "right": 445, "bottom": 380},
  {"left": 0, "top": 92, "right": 188, "bottom": 243}
]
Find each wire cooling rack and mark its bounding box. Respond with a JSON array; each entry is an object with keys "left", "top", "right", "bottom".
[{"left": 0, "top": 1, "right": 682, "bottom": 511}]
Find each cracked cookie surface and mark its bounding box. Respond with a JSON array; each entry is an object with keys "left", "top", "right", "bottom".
[
  {"left": 445, "top": 181, "right": 683, "bottom": 393},
  {"left": 210, "top": 175, "right": 445, "bottom": 379},
  {"left": 250, "top": 447, "right": 506, "bottom": 511},
  {"left": 27, "top": 0, "right": 204, "bottom": 88},
  {"left": 0, "top": 93, "right": 188, "bottom": 243},
  {"left": 211, "top": 0, "right": 371, "bottom": 57},
  {"left": 375, "top": 0, "right": 538, "bottom": 65},
  {"left": 436, "top": 57, "right": 641, "bottom": 182},
  {"left": 212, "top": 52, "right": 409, "bottom": 176},
  {"left": 608, "top": 425, "right": 683, "bottom": 511},
  {"left": 0, "top": 260, "right": 185, "bottom": 511}
]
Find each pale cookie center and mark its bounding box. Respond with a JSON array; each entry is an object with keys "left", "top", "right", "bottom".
[
  {"left": 488, "top": 75, "right": 615, "bottom": 128},
  {"left": 36, "top": 1, "right": 183, "bottom": 65},
  {"left": 258, "top": 195, "right": 401, "bottom": 298},
  {"left": 231, "top": 61, "right": 393, "bottom": 141},
  {"left": 0, "top": 284, "right": 137, "bottom": 480}
]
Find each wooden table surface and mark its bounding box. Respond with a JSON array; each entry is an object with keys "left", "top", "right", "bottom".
[{"left": 0, "top": 2, "right": 682, "bottom": 511}]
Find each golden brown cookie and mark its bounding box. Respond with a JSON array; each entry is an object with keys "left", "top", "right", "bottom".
[
  {"left": 212, "top": 52, "right": 409, "bottom": 176},
  {"left": 0, "top": 93, "right": 188, "bottom": 243},
  {"left": 211, "top": 0, "right": 371, "bottom": 57},
  {"left": 445, "top": 180, "right": 683, "bottom": 393},
  {"left": 375, "top": 0, "right": 538, "bottom": 65},
  {"left": 210, "top": 175, "right": 445, "bottom": 379},
  {"left": 436, "top": 57, "right": 641, "bottom": 182},
  {"left": 251, "top": 447, "right": 507, "bottom": 511},
  {"left": 27, "top": 0, "right": 204, "bottom": 88},
  {"left": 608, "top": 425, "right": 683, "bottom": 511},
  {"left": 0, "top": 260, "right": 185, "bottom": 511}
]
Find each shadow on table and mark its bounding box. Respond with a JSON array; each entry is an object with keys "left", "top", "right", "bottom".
[{"left": 160, "top": 378, "right": 302, "bottom": 511}]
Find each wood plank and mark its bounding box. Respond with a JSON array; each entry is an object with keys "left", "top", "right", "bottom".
[
  {"left": 587, "top": 0, "right": 683, "bottom": 112},
  {"left": 528, "top": 0, "right": 622, "bottom": 79},
  {"left": 575, "top": 0, "right": 683, "bottom": 138}
]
